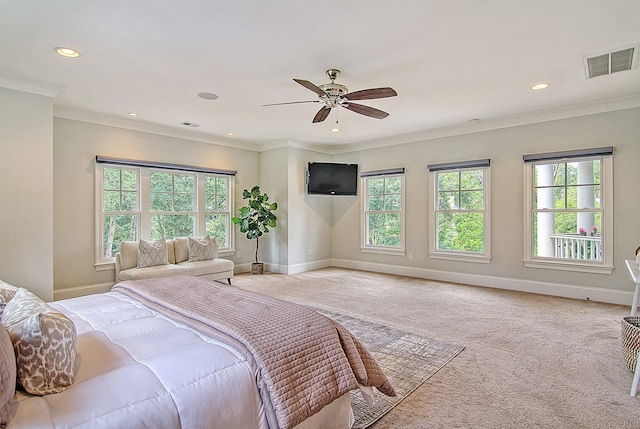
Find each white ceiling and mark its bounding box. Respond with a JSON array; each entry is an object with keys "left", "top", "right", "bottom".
[{"left": 2, "top": 0, "right": 640, "bottom": 151}]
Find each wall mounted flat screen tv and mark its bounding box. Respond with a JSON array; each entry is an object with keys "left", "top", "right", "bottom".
[{"left": 307, "top": 162, "right": 358, "bottom": 195}]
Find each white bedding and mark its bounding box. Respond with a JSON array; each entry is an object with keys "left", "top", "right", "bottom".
[{"left": 7, "top": 292, "right": 353, "bottom": 429}]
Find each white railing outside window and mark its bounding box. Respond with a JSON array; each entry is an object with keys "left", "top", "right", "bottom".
[{"left": 550, "top": 234, "right": 601, "bottom": 260}]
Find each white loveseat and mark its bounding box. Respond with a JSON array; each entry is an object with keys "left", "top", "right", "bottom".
[{"left": 115, "top": 237, "right": 234, "bottom": 284}]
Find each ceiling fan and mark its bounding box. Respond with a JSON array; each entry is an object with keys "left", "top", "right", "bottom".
[{"left": 264, "top": 69, "right": 397, "bottom": 123}]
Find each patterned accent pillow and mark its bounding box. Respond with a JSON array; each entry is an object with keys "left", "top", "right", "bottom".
[
  {"left": 0, "top": 281, "right": 18, "bottom": 318},
  {"left": 137, "top": 238, "right": 169, "bottom": 268},
  {"left": 0, "top": 325, "right": 16, "bottom": 426},
  {"left": 188, "top": 236, "right": 215, "bottom": 262},
  {"left": 1, "top": 288, "right": 77, "bottom": 395}
]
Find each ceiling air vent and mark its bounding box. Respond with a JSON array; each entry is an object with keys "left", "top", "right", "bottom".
[{"left": 584, "top": 45, "right": 638, "bottom": 79}]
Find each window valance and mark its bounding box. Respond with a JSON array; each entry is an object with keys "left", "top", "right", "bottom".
[{"left": 95, "top": 155, "right": 237, "bottom": 176}]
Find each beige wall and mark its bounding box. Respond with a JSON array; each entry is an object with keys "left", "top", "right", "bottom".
[
  {"left": 53, "top": 118, "right": 259, "bottom": 290},
  {"left": 287, "top": 147, "right": 332, "bottom": 271},
  {"left": 258, "top": 146, "right": 333, "bottom": 273},
  {"left": 331, "top": 108, "right": 640, "bottom": 299},
  {"left": 0, "top": 88, "right": 54, "bottom": 300},
  {"left": 257, "top": 146, "right": 289, "bottom": 270}
]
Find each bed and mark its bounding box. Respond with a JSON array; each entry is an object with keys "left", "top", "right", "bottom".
[{"left": 0, "top": 276, "right": 395, "bottom": 429}]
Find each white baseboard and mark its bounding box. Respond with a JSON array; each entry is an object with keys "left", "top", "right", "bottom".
[
  {"left": 331, "top": 258, "right": 634, "bottom": 307},
  {"left": 53, "top": 282, "right": 114, "bottom": 301},
  {"left": 282, "top": 259, "right": 332, "bottom": 275},
  {"left": 54, "top": 259, "right": 634, "bottom": 307}
]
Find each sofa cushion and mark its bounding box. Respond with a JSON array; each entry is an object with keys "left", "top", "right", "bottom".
[
  {"left": 178, "top": 258, "right": 235, "bottom": 277},
  {"left": 0, "top": 324, "right": 16, "bottom": 426},
  {"left": 1, "top": 288, "right": 77, "bottom": 395},
  {"left": 119, "top": 241, "right": 139, "bottom": 270},
  {"left": 119, "top": 264, "right": 191, "bottom": 281},
  {"left": 137, "top": 238, "right": 168, "bottom": 268},
  {"left": 166, "top": 240, "right": 176, "bottom": 264},
  {"left": 188, "top": 236, "right": 215, "bottom": 262},
  {"left": 173, "top": 237, "right": 190, "bottom": 263}
]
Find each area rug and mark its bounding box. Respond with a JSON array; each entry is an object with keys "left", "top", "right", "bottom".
[{"left": 314, "top": 308, "right": 465, "bottom": 429}]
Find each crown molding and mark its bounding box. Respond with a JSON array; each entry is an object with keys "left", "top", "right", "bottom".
[
  {"left": 54, "top": 106, "right": 262, "bottom": 152},
  {"left": 328, "top": 94, "right": 640, "bottom": 154},
  {"left": 0, "top": 72, "right": 65, "bottom": 98},
  {"left": 46, "top": 92, "right": 640, "bottom": 156}
]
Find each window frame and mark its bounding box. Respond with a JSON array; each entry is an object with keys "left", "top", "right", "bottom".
[
  {"left": 360, "top": 172, "right": 406, "bottom": 256},
  {"left": 428, "top": 165, "right": 492, "bottom": 263},
  {"left": 202, "top": 174, "right": 233, "bottom": 250},
  {"left": 523, "top": 154, "right": 613, "bottom": 274},
  {"left": 95, "top": 163, "right": 235, "bottom": 268},
  {"left": 149, "top": 169, "right": 197, "bottom": 239}
]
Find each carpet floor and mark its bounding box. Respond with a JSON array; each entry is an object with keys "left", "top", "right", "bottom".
[{"left": 232, "top": 267, "right": 640, "bottom": 429}]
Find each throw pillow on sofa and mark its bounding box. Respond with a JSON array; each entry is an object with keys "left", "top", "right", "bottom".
[
  {"left": 188, "top": 236, "right": 215, "bottom": 262},
  {"left": 137, "top": 237, "right": 169, "bottom": 268}
]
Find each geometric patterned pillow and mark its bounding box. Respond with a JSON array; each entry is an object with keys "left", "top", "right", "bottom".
[
  {"left": 0, "top": 325, "right": 16, "bottom": 426},
  {"left": 0, "top": 281, "right": 18, "bottom": 318},
  {"left": 188, "top": 236, "right": 215, "bottom": 262},
  {"left": 137, "top": 238, "right": 168, "bottom": 268},
  {"left": 1, "top": 288, "right": 77, "bottom": 395}
]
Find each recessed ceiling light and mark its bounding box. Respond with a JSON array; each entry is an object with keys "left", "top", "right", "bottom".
[
  {"left": 227, "top": 132, "right": 234, "bottom": 137},
  {"left": 530, "top": 83, "right": 550, "bottom": 90},
  {"left": 55, "top": 47, "right": 80, "bottom": 58},
  {"left": 198, "top": 92, "right": 219, "bottom": 100},
  {"left": 330, "top": 127, "right": 341, "bottom": 133},
  {"left": 128, "top": 112, "right": 139, "bottom": 117}
]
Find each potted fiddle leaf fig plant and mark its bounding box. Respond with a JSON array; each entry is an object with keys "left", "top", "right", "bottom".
[{"left": 232, "top": 185, "right": 278, "bottom": 274}]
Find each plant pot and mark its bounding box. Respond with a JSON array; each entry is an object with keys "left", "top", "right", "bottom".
[{"left": 251, "top": 262, "right": 264, "bottom": 275}]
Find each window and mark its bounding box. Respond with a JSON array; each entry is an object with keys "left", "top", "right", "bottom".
[
  {"left": 102, "top": 167, "right": 139, "bottom": 260},
  {"left": 96, "top": 159, "right": 235, "bottom": 266},
  {"left": 205, "top": 175, "right": 231, "bottom": 248},
  {"left": 150, "top": 171, "right": 195, "bottom": 239},
  {"left": 428, "top": 160, "right": 491, "bottom": 263},
  {"left": 361, "top": 170, "right": 405, "bottom": 255},
  {"left": 523, "top": 148, "right": 613, "bottom": 273}
]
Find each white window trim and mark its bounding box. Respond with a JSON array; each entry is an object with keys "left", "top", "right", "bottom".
[
  {"left": 95, "top": 163, "right": 235, "bottom": 268},
  {"left": 360, "top": 173, "right": 406, "bottom": 256},
  {"left": 522, "top": 155, "right": 613, "bottom": 274},
  {"left": 428, "top": 166, "right": 492, "bottom": 263},
  {"left": 201, "top": 173, "right": 235, "bottom": 255}
]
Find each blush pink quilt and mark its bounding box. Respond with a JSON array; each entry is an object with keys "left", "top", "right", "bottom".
[{"left": 113, "top": 276, "right": 395, "bottom": 429}]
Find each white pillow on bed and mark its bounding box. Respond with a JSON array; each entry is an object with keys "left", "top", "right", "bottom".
[
  {"left": 137, "top": 237, "right": 169, "bottom": 268},
  {"left": 188, "top": 236, "right": 215, "bottom": 262},
  {"left": 0, "top": 324, "right": 16, "bottom": 426},
  {"left": 1, "top": 288, "right": 77, "bottom": 395}
]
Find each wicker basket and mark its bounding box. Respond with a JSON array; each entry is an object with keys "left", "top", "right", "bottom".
[{"left": 621, "top": 316, "right": 640, "bottom": 371}]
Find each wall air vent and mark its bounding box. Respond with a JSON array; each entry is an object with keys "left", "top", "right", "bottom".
[{"left": 584, "top": 45, "right": 638, "bottom": 79}]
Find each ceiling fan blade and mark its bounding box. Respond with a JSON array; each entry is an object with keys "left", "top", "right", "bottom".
[
  {"left": 262, "top": 100, "right": 319, "bottom": 106},
  {"left": 312, "top": 106, "right": 332, "bottom": 123},
  {"left": 345, "top": 87, "right": 397, "bottom": 101},
  {"left": 294, "top": 79, "right": 327, "bottom": 97},
  {"left": 342, "top": 102, "right": 389, "bottom": 119}
]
